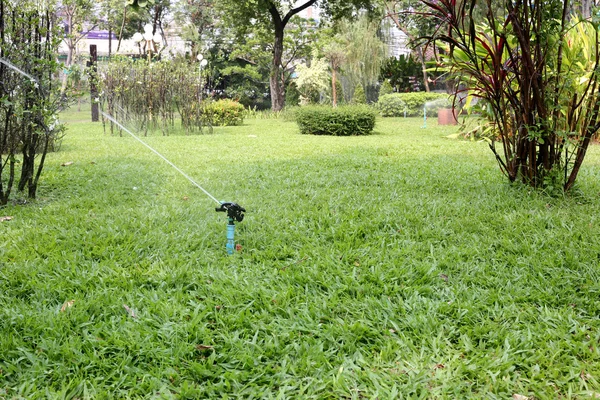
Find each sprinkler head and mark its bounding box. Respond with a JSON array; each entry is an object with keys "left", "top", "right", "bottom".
[{"left": 216, "top": 202, "right": 246, "bottom": 222}]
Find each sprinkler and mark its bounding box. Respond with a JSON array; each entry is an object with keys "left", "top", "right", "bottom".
[
  {"left": 216, "top": 202, "right": 246, "bottom": 255},
  {"left": 101, "top": 111, "right": 247, "bottom": 256}
]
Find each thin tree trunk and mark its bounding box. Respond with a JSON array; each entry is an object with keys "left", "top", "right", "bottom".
[
  {"left": 332, "top": 68, "right": 338, "bottom": 107},
  {"left": 418, "top": 46, "right": 430, "bottom": 92},
  {"left": 116, "top": 7, "right": 127, "bottom": 53}
]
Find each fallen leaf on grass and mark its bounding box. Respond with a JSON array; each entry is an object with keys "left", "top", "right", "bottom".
[
  {"left": 195, "top": 344, "right": 214, "bottom": 351},
  {"left": 123, "top": 304, "right": 137, "bottom": 318},
  {"left": 513, "top": 395, "right": 529, "bottom": 400},
  {"left": 235, "top": 244, "right": 242, "bottom": 252},
  {"left": 0, "top": 216, "right": 13, "bottom": 222},
  {"left": 433, "top": 363, "right": 445, "bottom": 370},
  {"left": 61, "top": 161, "right": 74, "bottom": 167},
  {"left": 60, "top": 300, "right": 75, "bottom": 312},
  {"left": 439, "top": 273, "right": 449, "bottom": 282},
  {"left": 581, "top": 371, "right": 592, "bottom": 381},
  {"left": 182, "top": 196, "right": 189, "bottom": 201}
]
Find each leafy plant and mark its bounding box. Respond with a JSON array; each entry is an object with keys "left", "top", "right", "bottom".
[
  {"left": 379, "top": 80, "right": 394, "bottom": 97},
  {"left": 295, "top": 105, "right": 376, "bottom": 135},
  {"left": 352, "top": 84, "right": 367, "bottom": 104},
  {"left": 295, "top": 52, "right": 330, "bottom": 105},
  {"left": 101, "top": 58, "right": 211, "bottom": 135},
  {"left": 0, "top": 0, "right": 64, "bottom": 204},
  {"left": 377, "top": 92, "right": 449, "bottom": 117},
  {"left": 201, "top": 99, "right": 246, "bottom": 126},
  {"left": 424, "top": 0, "right": 600, "bottom": 191},
  {"left": 377, "top": 94, "right": 407, "bottom": 117}
]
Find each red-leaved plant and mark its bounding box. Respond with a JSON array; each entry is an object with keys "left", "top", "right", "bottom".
[{"left": 423, "top": 0, "right": 600, "bottom": 191}]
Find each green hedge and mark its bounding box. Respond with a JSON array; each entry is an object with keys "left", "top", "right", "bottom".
[
  {"left": 295, "top": 105, "right": 376, "bottom": 136},
  {"left": 377, "top": 92, "right": 451, "bottom": 117},
  {"left": 201, "top": 99, "right": 245, "bottom": 126}
]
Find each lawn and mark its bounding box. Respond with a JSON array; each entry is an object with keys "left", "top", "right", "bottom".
[{"left": 1, "top": 108, "right": 600, "bottom": 398}]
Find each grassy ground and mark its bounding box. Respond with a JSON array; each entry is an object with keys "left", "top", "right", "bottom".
[{"left": 1, "top": 108, "right": 600, "bottom": 399}]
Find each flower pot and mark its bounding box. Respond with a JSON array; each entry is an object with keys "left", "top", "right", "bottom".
[{"left": 437, "top": 108, "right": 457, "bottom": 125}]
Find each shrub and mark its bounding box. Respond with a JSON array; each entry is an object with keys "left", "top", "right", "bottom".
[
  {"left": 201, "top": 99, "right": 246, "bottom": 126},
  {"left": 352, "top": 84, "right": 367, "bottom": 104},
  {"left": 295, "top": 105, "right": 376, "bottom": 136},
  {"left": 378, "top": 94, "right": 407, "bottom": 117},
  {"left": 377, "top": 92, "right": 450, "bottom": 117},
  {"left": 379, "top": 80, "right": 394, "bottom": 97},
  {"left": 285, "top": 82, "right": 301, "bottom": 107}
]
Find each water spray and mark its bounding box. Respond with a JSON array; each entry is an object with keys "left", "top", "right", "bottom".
[
  {"left": 101, "top": 112, "right": 246, "bottom": 255},
  {"left": 0, "top": 57, "right": 39, "bottom": 86},
  {"left": 2, "top": 54, "right": 246, "bottom": 254}
]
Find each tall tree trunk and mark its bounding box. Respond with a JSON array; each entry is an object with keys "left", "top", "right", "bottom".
[
  {"left": 418, "top": 46, "right": 430, "bottom": 92},
  {"left": 270, "top": 15, "right": 285, "bottom": 111},
  {"left": 332, "top": 68, "right": 338, "bottom": 107}
]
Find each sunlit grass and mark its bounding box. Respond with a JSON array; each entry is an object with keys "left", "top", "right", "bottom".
[{"left": 1, "top": 106, "right": 600, "bottom": 398}]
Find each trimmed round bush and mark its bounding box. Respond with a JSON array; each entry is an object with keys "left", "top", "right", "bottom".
[
  {"left": 377, "top": 92, "right": 451, "bottom": 117},
  {"left": 295, "top": 105, "right": 376, "bottom": 136},
  {"left": 378, "top": 94, "right": 407, "bottom": 117},
  {"left": 201, "top": 99, "right": 245, "bottom": 126}
]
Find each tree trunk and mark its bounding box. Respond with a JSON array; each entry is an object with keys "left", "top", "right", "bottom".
[
  {"left": 116, "top": 7, "right": 127, "bottom": 53},
  {"left": 418, "top": 46, "right": 430, "bottom": 92},
  {"left": 270, "top": 25, "right": 285, "bottom": 111},
  {"left": 332, "top": 68, "right": 338, "bottom": 107}
]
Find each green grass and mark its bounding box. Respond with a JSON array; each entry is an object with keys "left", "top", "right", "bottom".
[{"left": 2, "top": 107, "right": 600, "bottom": 398}]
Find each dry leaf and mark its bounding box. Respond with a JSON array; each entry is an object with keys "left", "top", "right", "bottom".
[
  {"left": 195, "top": 344, "right": 214, "bottom": 351},
  {"left": 439, "top": 273, "right": 449, "bottom": 282},
  {"left": 235, "top": 244, "right": 242, "bottom": 252},
  {"left": 581, "top": 371, "right": 592, "bottom": 381},
  {"left": 61, "top": 161, "right": 74, "bottom": 167},
  {"left": 0, "top": 216, "right": 13, "bottom": 222},
  {"left": 513, "top": 395, "right": 529, "bottom": 400},
  {"left": 433, "top": 363, "right": 445, "bottom": 370},
  {"left": 183, "top": 196, "right": 189, "bottom": 201},
  {"left": 123, "top": 304, "right": 137, "bottom": 318},
  {"left": 60, "top": 300, "right": 75, "bottom": 312}
]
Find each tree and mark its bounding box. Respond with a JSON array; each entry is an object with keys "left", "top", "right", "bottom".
[
  {"left": 217, "top": 0, "right": 377, "bottom": 111},
  {"left": 322, "top": 39, "right": 346, "bottom": 106},
  {"left": 423, "top": 0, "right": 600, "bottom": 191},
  {"left": 58, "top": 0, "right": 98, "bottom": 93},
  {"left": 174, "top": 0, "right": 215, "bottom": 59},
  {"left": 335, "top": 15, "right": 388, "bottom": 101},
  {"left": 0, "top": 0, "right": 64, "bottom": 203},
  {"left": 382, "top": 0, "right": 438, "bottom": 92}
]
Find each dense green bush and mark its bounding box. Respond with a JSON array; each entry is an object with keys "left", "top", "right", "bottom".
[
  {"left": 379, "top": 80, "right": 394, "bottom": 97},
  {"left": 378, "top": 94, "right": 407, "bottom": 117},
  {"left": 377, "top": 92, "right": 450, "bottom": 117},
  {"left": 201, "top": 99, "right": 246, "bottom": 126},
  {"left": 352, "top": 84, "right": 367, "bottom": 104},
  {"left": 295, "top": 105, "right": 376, "bottom": 136}
]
